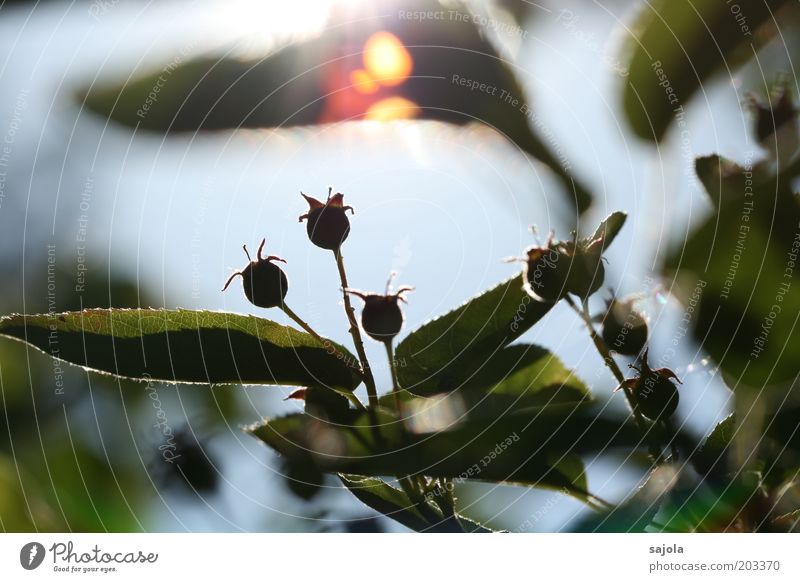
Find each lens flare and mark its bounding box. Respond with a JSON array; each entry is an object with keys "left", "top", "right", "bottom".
[
  {"left": 363, "top": 31, "right": 412, "bottom": 87},
  {"left": 365, "top": 97, "right": 419, "bottom": 121},
  {"left": 349, "top": 68, "right": 380, "bottom": 94}
]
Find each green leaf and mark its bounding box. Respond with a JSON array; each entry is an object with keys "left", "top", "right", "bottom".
[
  {"left": 80, "top": 1, "right": 591, "bottom": 213},
  {"left": 248, "top": 404, "right": 643, "bottom": 502},
  {"left": 395, "top": 274, "right": 553, "bottom": 394},
  {"left": 0, "top": 309, "right": 361, "bottom": 389},
  {"left": 665, "top": 163, "right": 800, "bottom": 388},
  {"left": 445, "top": 344, "right": 591, "bottom": 410},
  {"left": 774, "top": 509, "right": 800, "bottom": 532},
  {"left": 340, "top": 474, "right": 496, "bottom": 532},
  {"left": 703, "top": 414, "right": 737, "bottom": 453},
  {"left": 658, "top": 471, "right": 767, "bottom": 532},
  {"left": 622, "top": 0, "right": 789, "bottom": 141},
  {"left": 693, "top": 410, "right": 800, "bottom": 483},
  {"left": 695, "top": 155, "right": 749, "bottom": 207},
  {"left": 587, "top": 211, "right": 627, "bottom": 248},
  {"left": 395, "top": 210, "right": 626, "bottom": 398},
  {"left": 339, "top": 474, "right": 433, "bottom": 532},
  {"left": 572, "top": 475, "right": 662, "bottom": 533}
]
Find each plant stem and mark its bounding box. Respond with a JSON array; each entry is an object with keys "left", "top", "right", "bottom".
[
  {"left": 333, "top": 249, "right": 378, "bottom": 407},
  {"left": 280, "top": 303, "right": 326, "bottom": 343},
  {"left": 565, "top": 295, "right": 662, "bottom": 461},
  {"left": 282, "top": 303, "right": 365, "bottom": 382},
  {"left": 281, "top": 303, "right": 367, "bottom": 411},
  {"left": 343, "top": 391, "right": 366, "bottom": 411},
  {"left": 384, "top": 340, "right": 402, "bottom": 414}
]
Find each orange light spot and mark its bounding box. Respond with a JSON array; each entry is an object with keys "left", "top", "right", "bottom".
[
  {"left": 365, "top": 97, "right": 419, "bottom": 121},
  {"left": 363, "top": 31, "right": 412, "bottom": 87},
  {"left": 349, "top": 68, "right": 380, "bottom": 94}
]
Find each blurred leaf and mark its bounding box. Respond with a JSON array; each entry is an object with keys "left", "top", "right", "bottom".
[
  {"left": 622, "top": 0, "right": 788, "bottom": 141},
  {"left": 587, "top": 211, "right": 627, "bottom": 247},
  {"left": 284, "top": 459, "right": 325, "bottom": 501},
  {"left": 81, "top": 0, "right": 591, "bottom": 213},
  {"left": 339, "top": 474, "right": 433, "bottom": 532},
  {"left": 572, "top": 478, "right": 662, "bottom": 533},
  {"left": 0, "top": 453, "right": 65, "bottom": 532},
  {"left": 695, "top": 155, "right": 750, "bottom": 206},
  {"left": 0, "top": 309, "right": 361, "bottom": 389},
  {"left": 396, "top": 274, "right": 552, "bottom": 394},
  {"left": 439, "top": 343, "right": 591, "bottom": 412},
  {"left": 155, "top": 428, "right": 220, "bottom": 495},
  {"left": 21, "top": 437, "right": 143, "bottom": 532},
  {"left": 773, "top": 509, "right": 800, "bottom": 532},
  {"left": 248, "top": 403, "right": 644, "bottom": 501},
  {"left": 703, "top": 413, "right": 737, "bottom": 452},
  {"left": 665, "top": 162, "right": 800, "bottom": 388},
  {"left": 658, "top": 471, "right": 769, "bottom": 532},
  {"left": 693, "top": 410, "right": 800, "bottom": 484}
]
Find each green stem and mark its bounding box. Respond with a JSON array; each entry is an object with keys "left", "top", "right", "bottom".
[
  {"left": 281, "top": 303, "right": 366, "bottom": 411},
  {"left": 333, "top": 249, "right": 378, "bottom": 407},
  {"left": 565, "top": 295, "right": 662, "bottom": 461},
  {"left": 384, "top": 340, "right": 402, "bottom": 415},
  {"left": 343, "top": 391, "right": 366, "bottom": 412},
  {"left": 281, "top": 303, "right": 326, "bottom": 343}
]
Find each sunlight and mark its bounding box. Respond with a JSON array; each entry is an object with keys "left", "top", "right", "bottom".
[
  {"left": 362, "top": 31, "right": 413, "bottom": 86},
  {"left": 349, "top": 68, "right": 380, "bottom": 94},
  {"left": 365, "top": 97, "right": 420, "bottom": 121}
]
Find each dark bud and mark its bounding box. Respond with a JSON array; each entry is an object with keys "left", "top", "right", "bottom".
[
  {"left": 601, "top": 296, "right": 648, "bottom": 357},
  {"left": 156, "top": 428, "right": 219, "bottom": 495},
  {"left": 622, "top": 350, "right": 681, "bottom": 421},
  {"left": 563, "top": 238, "right": 605, "bottom": 299},
  {"left": 749, "top": 84, "right": 797, "bottom": 144},
  {"left": 282, "top": 457, "right": 325, "bottom": 501},
  {"left": 299, "top": 187, "right": 354, "bottom": 251},
  {"left": 346, "top": 275, "right": 413, "bottom": 343},
  {"left": 222, "top": 238, "right": 288, "bottom": 309},
  {"left": 520, "top": 233, "right": 605, "bottom": 302},
  {"left": 522, "top": 244, "right": 571, "bottom": 302}
]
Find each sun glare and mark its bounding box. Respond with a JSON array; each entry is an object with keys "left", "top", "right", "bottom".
[
  {"left": 365, "top": 97, "right": 420, "bottom": 121},
  {"left": 362, "top": 31, "right": 413, "bottom": 87}
]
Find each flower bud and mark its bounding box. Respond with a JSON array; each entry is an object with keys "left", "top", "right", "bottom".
[
  {"left": 299, "top": 187, "right": 354, "bottom": 251},
  {"left": 621, "top": 351, "right": 681, "bottom": 421},
  {"left": 750, "top": 85, "right": 796, "bottom": 142},
  {"left": 521, "top": 234, "right": 605, "bottom": 302},
  {"left": 222, "top": 239, "right": 288, "bottom": 308},
  {"left": 522, "top": 245, "right": 571, "bottom": 302},
  {"left": 346, "top": 278, "right": 413, "bottom": 343}
]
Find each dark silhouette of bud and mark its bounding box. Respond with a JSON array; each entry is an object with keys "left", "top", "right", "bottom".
[
  {"left": 519, "top": 232, "right": 605, "bottom": 302},
  {"left": 620, "top": 350, "right": 681, "bottom": 421},
  {"left": 222, "top": 238, "right": 288, "bottom": 308},
  {"left": 346, "top": 275, "right": 413, "bottom": 343},
  {"left": 299, "top": 187, "right": 354, "bottom": 251}
]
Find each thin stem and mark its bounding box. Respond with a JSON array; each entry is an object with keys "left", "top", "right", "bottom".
[
  {"left": 662, "top": 418, "right": 680, "bottom": 462},
  {"left": 343, "top": 391, "right": 366, "bottom": 412},
  {"left": 281, "top": 303, "right": 367, "bottom": 412},
  {"left": 333, "top": 249, "right": 378, "bottom": 407},
  {"left": 282, "top": 303, "right": 365, "bottom": 381},
  {"left": 565, "top": 295, "right": 662, "bottom": 461},
  {"left": 384, "top": 341, "right": 402, "bottom": 414},
  {"left": 281, "top": 303, "right": 326, "bottom": 343}
]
